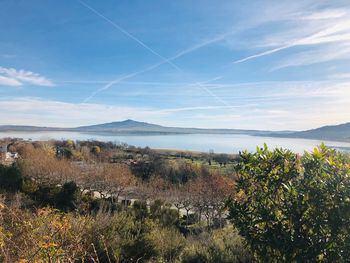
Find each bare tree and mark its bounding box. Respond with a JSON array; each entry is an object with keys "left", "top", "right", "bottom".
[{"left": 21, "top": 148, "right": 75, "bottom": 185}]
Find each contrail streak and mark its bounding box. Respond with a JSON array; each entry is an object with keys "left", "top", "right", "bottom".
[
  {"left": 78, "top": 0, "right": 232, "bottom": 107},
  {"left": 233, "top": 44, "right": 293, "bottom": 64},
  {"left": 77, "top": 0, "right": 180, "bottom": 71},
  {"left": 83, "top": 61, "right": 164, "bottom": 103},
  {"left": 191, "top": 77, "right": 233, "bottom": 107}
]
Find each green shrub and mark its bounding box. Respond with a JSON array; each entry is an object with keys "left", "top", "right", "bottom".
[
  {"left": 55, "top": 181, "right": 80, "bottom": 211},
  {"left": 150, "top": 200, "right": 179, "bottom": 227},
  {"left": 182, "top": 226, "right": 252, "bottom": 263},
  {"left": 145, "top": 225, "right": 186, "bottom": 262},
  {"left": 0, "top": 164, "right": 23, "bottom": 192},
  {"left": 21, "top": 177, "right": 39, "bottom": 194},
  {"left": 93, "top": 212, "right": 152, "bottom": 262},
  {"left": 22, "top": 181, "right": 80, "bottom": 212},
  {"left": 229, "top": 144, "right": 350, "bottom": 262},
  {"left": 132, "top": 200, "right": 149, "bottom": 221}
]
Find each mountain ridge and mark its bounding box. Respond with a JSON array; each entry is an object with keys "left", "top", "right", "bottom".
[
  {"left": 0, "top": 119, "right": 284, "bottom": 136},
  {"left": 0, "top": 120, "right": 349, "bottom": 142},
  {"left": 269, "top": 122, "right": 350, "bottom": 142}
]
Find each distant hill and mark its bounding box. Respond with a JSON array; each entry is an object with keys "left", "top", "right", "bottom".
[
  {"left": 0, "top": 120, "right": 349, "bottom": 142},
  {"left": 74, "top": 119, "right": 277, "bottom": 135},
  {"left": 0, "top": 119, "right": 277, "bottom": 136},
  {"left": 74, "top": 119, "right": 168, "bottom": 133},
  {"left": 0, "top": 125, "right": 67, "bottom": 132},
  {"left": 270, "top": 122, "right": 350, "bottom": 142}
]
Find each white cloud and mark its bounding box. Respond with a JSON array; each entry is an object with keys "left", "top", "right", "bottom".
[
  {"left": 0, "top": 79, "right": 349, "bottom": 131},
  {"left": 233, "top": 6, "right": 350, "bottom": 65},
  {"left": 0, "top": 97, "right": 246, "bottom": 128},
  {"left": 0, "top": 97, "right": 162, "bottom": 127},
  {"left": 329, "top": 73, "right": 350, "bottom": 79},
  {"left": 0, "top": 75, "right": 22, "bottom": 87},
  {"left": 271, "top": 43, "right": 350, "bottom": 70},
  {"left": 0, "top": 67, "right": 54, "bottom": 87},
  {"left": 302, "top": 9, "right": 347, "bottom": 20}
]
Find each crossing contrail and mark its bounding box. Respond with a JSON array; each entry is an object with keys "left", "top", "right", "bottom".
[
  {"left": 78, "top": 0, "right": 232, "bottom": 107},
  {"left": 77, "top": 0, "right": 180, "bottom": 71},
  {"left": 83, "top": 61, "right": 165, "bottom": 103},
  {"left": 191, "top": 76, "right": 233, "bottom": 107}
]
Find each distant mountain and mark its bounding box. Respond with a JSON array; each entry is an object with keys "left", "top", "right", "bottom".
[
  {"left": 270, "top": 122, "right": 350, "bottom": 142},
  {"left": 0, "top": 125, "right": 67, "bottom": 132},
  {"left": 0, "top": 119, "right": 278, "bottom": 136},
  {"left": 0, "top": 120, "right": 349, "bottom": 142},
  {"left": 74, "top": 119, "right": 168, "bottom": 133},
  {"left": 73, "top": 119, "right": 279, "bottom": 135}
]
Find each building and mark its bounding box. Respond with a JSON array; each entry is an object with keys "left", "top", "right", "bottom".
[{"left": 0, "top": 143, "right": 19, "bottom": 164}]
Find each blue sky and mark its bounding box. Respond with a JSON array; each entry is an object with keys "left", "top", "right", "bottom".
[{"left": 0, "top": 0, "right": 350, "bottom": 130}]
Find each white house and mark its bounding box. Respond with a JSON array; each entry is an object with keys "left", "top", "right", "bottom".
[
  {"left": 0, "top": 143, "right": 19, "bottom": 163},
  {"left": 6, "top": 152, "right": 19, "bottom": 160}
]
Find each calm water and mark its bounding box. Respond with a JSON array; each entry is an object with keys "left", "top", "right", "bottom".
[{"left": 1, "top": 131, "right": 350, "bottom": 154}]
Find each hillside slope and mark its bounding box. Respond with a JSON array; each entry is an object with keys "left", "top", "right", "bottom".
[
  {"left": 0, "top": 119, "right": 275, "bottom": 135},
  {"left": 1, "top": 120, "right": 348, "bottom": 142},
  {"left": 272, "top": 122, "right": 350, "bottom": 142}
]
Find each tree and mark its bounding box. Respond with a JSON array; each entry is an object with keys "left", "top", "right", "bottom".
[
  {"left": 0, "top": 164, "right": 22, "bottom": 192},
  {"left": 213, "top": 154, "right": 230, "bottom": 166},
  {"left": 130, "top": 160, "right": 155, "bottom": 180},
  {"left": 21, "top": 148, "right": 75, "bottom": 185},
  {"left": 55, "top": 181, "right": 80, "bottom": 211},
  {"left": 187, "top": 173, "right": 233, "bottom": 228},
  {"left": 228, "top": 144, "right": 350, "bottom": 262},
  {"left": 102, "top": 163, "right": 137, "bottom": 204}
]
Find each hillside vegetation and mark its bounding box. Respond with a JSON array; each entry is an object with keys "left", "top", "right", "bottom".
[{"left": 0, "top": 139, "right": 349, "bottom": 262}]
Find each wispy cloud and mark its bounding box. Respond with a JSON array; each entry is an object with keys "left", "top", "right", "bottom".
[
  {"left": 0, "top": 75, "right": 22, "bottom": 87},
  {"left": 233, "top": 7, "right": 350, "bottom": 65},
  {"left": 156, "top": 105, "right": 243, "bottom": 114},
  {"left": 2, "top": 78, "right": 350, "bottom": 130},
  {"left": 271, "top": 43, "right": 350, "bottom": 71},
  {"left": 0, "top": 67, "right": 54, "bottom": 87},
  {"left": 0, "top": 97, "right": 243, "bottom": 127},
  {"left": 302, "top": 9, "right": 347, "bottom": 20},
  {"left": 0, "top": 97, "right": 160, "bottom": 127},
  {"left": 329, "top": 73, "right": 350, "bottom": 79}
]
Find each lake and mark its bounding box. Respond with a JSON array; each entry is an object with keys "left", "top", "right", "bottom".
[{"left": 1, "top": 131, "right": 350, "bottom": 154}]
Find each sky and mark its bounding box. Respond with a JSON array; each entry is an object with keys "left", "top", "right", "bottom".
[{"left": 0, "top": 0, "right": 350, "bottom": 131}]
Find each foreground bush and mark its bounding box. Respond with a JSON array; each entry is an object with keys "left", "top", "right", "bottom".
[
  {"left": 182, "top": 226, "right": 253, "bottom": 263},
  {"left": 0, "top": 202, "right": 252, "bottom": 262},
  {"left": 0, "top": 164, "right": 22, "bottom": 193},
  {"left": 229, "top": 144, "right": 350, "bottom": 262},
  {"left": 0, "top": 205, "right": 94, "bottom": 262}
]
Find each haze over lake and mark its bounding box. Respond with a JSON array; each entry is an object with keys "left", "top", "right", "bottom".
[{"left": 1, "top": 131, "right": 350, "bottom": 154}]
